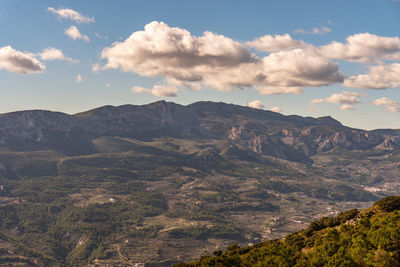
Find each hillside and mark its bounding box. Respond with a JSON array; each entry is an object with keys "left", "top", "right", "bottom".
[
  {"left": 177, "top": 196, "right": 400, "bottom": 266},
  {"left": 0, "top": 101, "right": 400, "bottom": 265}
]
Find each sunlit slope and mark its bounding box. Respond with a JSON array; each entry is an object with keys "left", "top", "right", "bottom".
[{"left": 177, "top": 196, "right": 400, "bottom": 266}]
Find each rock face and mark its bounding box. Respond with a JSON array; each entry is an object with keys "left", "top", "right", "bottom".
[
  {"left": 0, "top": 101, "right": 398, "bottom": 160},
  {"left": 0, "top": 110, "right": 96, "bottom": 155}
]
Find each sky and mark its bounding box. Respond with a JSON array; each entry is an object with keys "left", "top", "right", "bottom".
[{"left": 1, "top": 0, "right": 400, "bottom": 130}]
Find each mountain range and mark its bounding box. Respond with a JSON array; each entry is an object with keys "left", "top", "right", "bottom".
[{"left": 0, "top": 100, "right": 398, "bottom": 159}]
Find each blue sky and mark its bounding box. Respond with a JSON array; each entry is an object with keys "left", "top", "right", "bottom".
[{"left": 1, "top": 0, "right": 400, "bottom": 130}]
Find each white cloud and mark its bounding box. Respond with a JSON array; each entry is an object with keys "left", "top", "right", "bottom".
[
  {"left": 101, "top": 22, "right": 343, "bottom": 95},
  {"left": 246, "top": 34, "right": 304, "bottom": 52},
  {"left": 310, "top": 91, "right": 364, "bottom": 111},
  {"left": 320, "top": 33, "right": 400, "bottom": 63},
  {"left": 0, "top": 46, "right": 45, "bottom": 74},
  {"left": 270, "top": 106, "right": 281, "bottom": 112},
  {"left": 311, "top": 91, "right": 363, "bottom": 105},
  {"left": 340, "top": 104, "right": 354, "bottom": 110},
  {"left": 47, "top": 7, "right": 94, "bottom": 23},
  {"left": 65, "top": 26, "right": 90, "bottom": 42},
  {"left": 293, "top": 26, "right": 331, "bottom": 35},
  {"left": 131, "top": 84, "right": 179, "bottom": 97},
  {"left": 102, "top": 21, "right": 254, "bottom": 80},
  {"left": 38, "top": 47, "right": 77, "bottom": 62},
  {"left": 255, "top": 86, "right": 303, "bottom": 95},
  {"left": 151, "top": 85, "right": 179, "bottom": 97},
  {"left": 344, "top": 63, "right": 400, "bottom": 89},
  {"left": 372, "top": 97, "right": 400, "bottom": 113},
  {"left": 258, "top": 48, "right": 343, "bottom": 87},
  {"left": 76, "top": 74, "right": 83, "bottom": 83},
  {"left": 131, "top": 86, "right": 151, "bottom": 93},
  {"left": 180, "top": 47, "right": 343, "bottom": 92},
  {"left": 92, "top": 63, "right": 101, "bottom": 73},
  {"left": 248, "top": 100, "right": 265, "bottom": 109},
  {"left": 246, "top": 32, "right": 400, "bottom": 66}
]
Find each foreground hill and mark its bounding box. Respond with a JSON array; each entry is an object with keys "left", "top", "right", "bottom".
[
  {"left": 0, "top": 101, "right": 400, "bottom": 265},
  {"left": 177, "top": 196, "right": 400, "bottom": 266}
]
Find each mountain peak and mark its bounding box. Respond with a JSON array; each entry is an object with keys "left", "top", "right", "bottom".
[
  {"left": 316, "top": 116, "right": 343, "bottom": 127},
  {"left": 146, "top": 100, "right": 167, "bottom": 106}
]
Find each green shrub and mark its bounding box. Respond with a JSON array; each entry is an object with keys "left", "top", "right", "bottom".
[
  {"left": 374, "top": 196, "right": 400, "bottom": 212},
  {"left": 306, "top": 208, "right": 358, "bottom": 234}
]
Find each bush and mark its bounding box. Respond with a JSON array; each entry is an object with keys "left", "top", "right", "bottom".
[
  {"left": 374, "top": 196, "right": 400, "bottom": 212},
  {"left": 306, "top": 208, "right": 358, "bottom": 233}
]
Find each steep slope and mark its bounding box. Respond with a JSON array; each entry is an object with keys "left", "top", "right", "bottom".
[
  {"left": 0, "top": 110, "right": 97, "bottom": 155},
  {"left": 177, "top": 196, "right": 400, "bottom": 266}
]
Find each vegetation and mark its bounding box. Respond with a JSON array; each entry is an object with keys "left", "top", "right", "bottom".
[
  {"left": 0, "top": 186, "right": 169, "bottom": 265},
  {"left": 0, "top": 137, "right": 394, "bottom": 265},
  {"left": 1, "top": 111, "right": 398, "bottom": 265},
  {"left": 176, "top": 196, "right": 400, "bottom": 266}
]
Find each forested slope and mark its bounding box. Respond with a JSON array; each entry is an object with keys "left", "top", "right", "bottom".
[{"left": 177, "top": 196, "right": 400, "bottom": 266}]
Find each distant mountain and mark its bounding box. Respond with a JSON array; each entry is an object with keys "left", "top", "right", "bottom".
[{"left": 0, "top": 101, "right": 397, "bottom": 159}]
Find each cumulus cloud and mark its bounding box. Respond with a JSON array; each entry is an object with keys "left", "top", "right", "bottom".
[
  {"left": 310, "top": 91, "right": 364, "bottom": 111},
  {"left": 259, "top": 48, "right": 343, "bottom": 87},
  {"left": 102, "top": 21, "right": 254, "bottom": 79},
  {"left": 246, "top": 34, "right": 305, "bottom": 52},
  {"left": 174, "top": 47, "right": 342, "bottom": 92},
  {"left": 101, "top": 21, "right": 344, "bottom": 95},
  {"left": 311, "top": 91, "right": 363, "bottom": 105},
  {"left": 344, "top": 63, "right": 400, "bottom": 89},
  {"left": 270, "top": 106, "right": 281, "bottom": 112},
  {"left": 131, "top": 84, "right": 179, "bottom": 97},
  {"left": 0, "top": 46, "right": 45, "bottom": 74},
  {"left": 150, "top": 85, "right": 179, "bottom": 97},
  {"left": 247, "top": 32, "right": 400, "bottom": 66},
  {"left": 65, "top": 26, "right": 90, "bottom": 42},
  {"left": 76, "top": 74, "right": 83, "bottom": 83},
  {"left": 293, "top": 26, "right": 331, "bottom": 35},
  {"left": 47, "top": 7, "right": 94, "bottom": 23},
  {"left": 248, "top": 100, "right": 265, "bottom": 109},
  {"left": 372, "top": 97, "right": 400, "bottom": 113},
  {"left": 320, "top": 33, "right": 400, "bottom": 63},
  {"left": 38, "top": 47, "right": 77, "bottom": 62}
]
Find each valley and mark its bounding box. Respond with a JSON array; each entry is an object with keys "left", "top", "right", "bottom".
[{"left": 0, "top": 101, "right": 399, "bottom": 265}]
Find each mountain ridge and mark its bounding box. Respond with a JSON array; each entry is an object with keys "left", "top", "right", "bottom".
[{"left": 0, "top": 101, "right": 396, "bottom": 159}]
